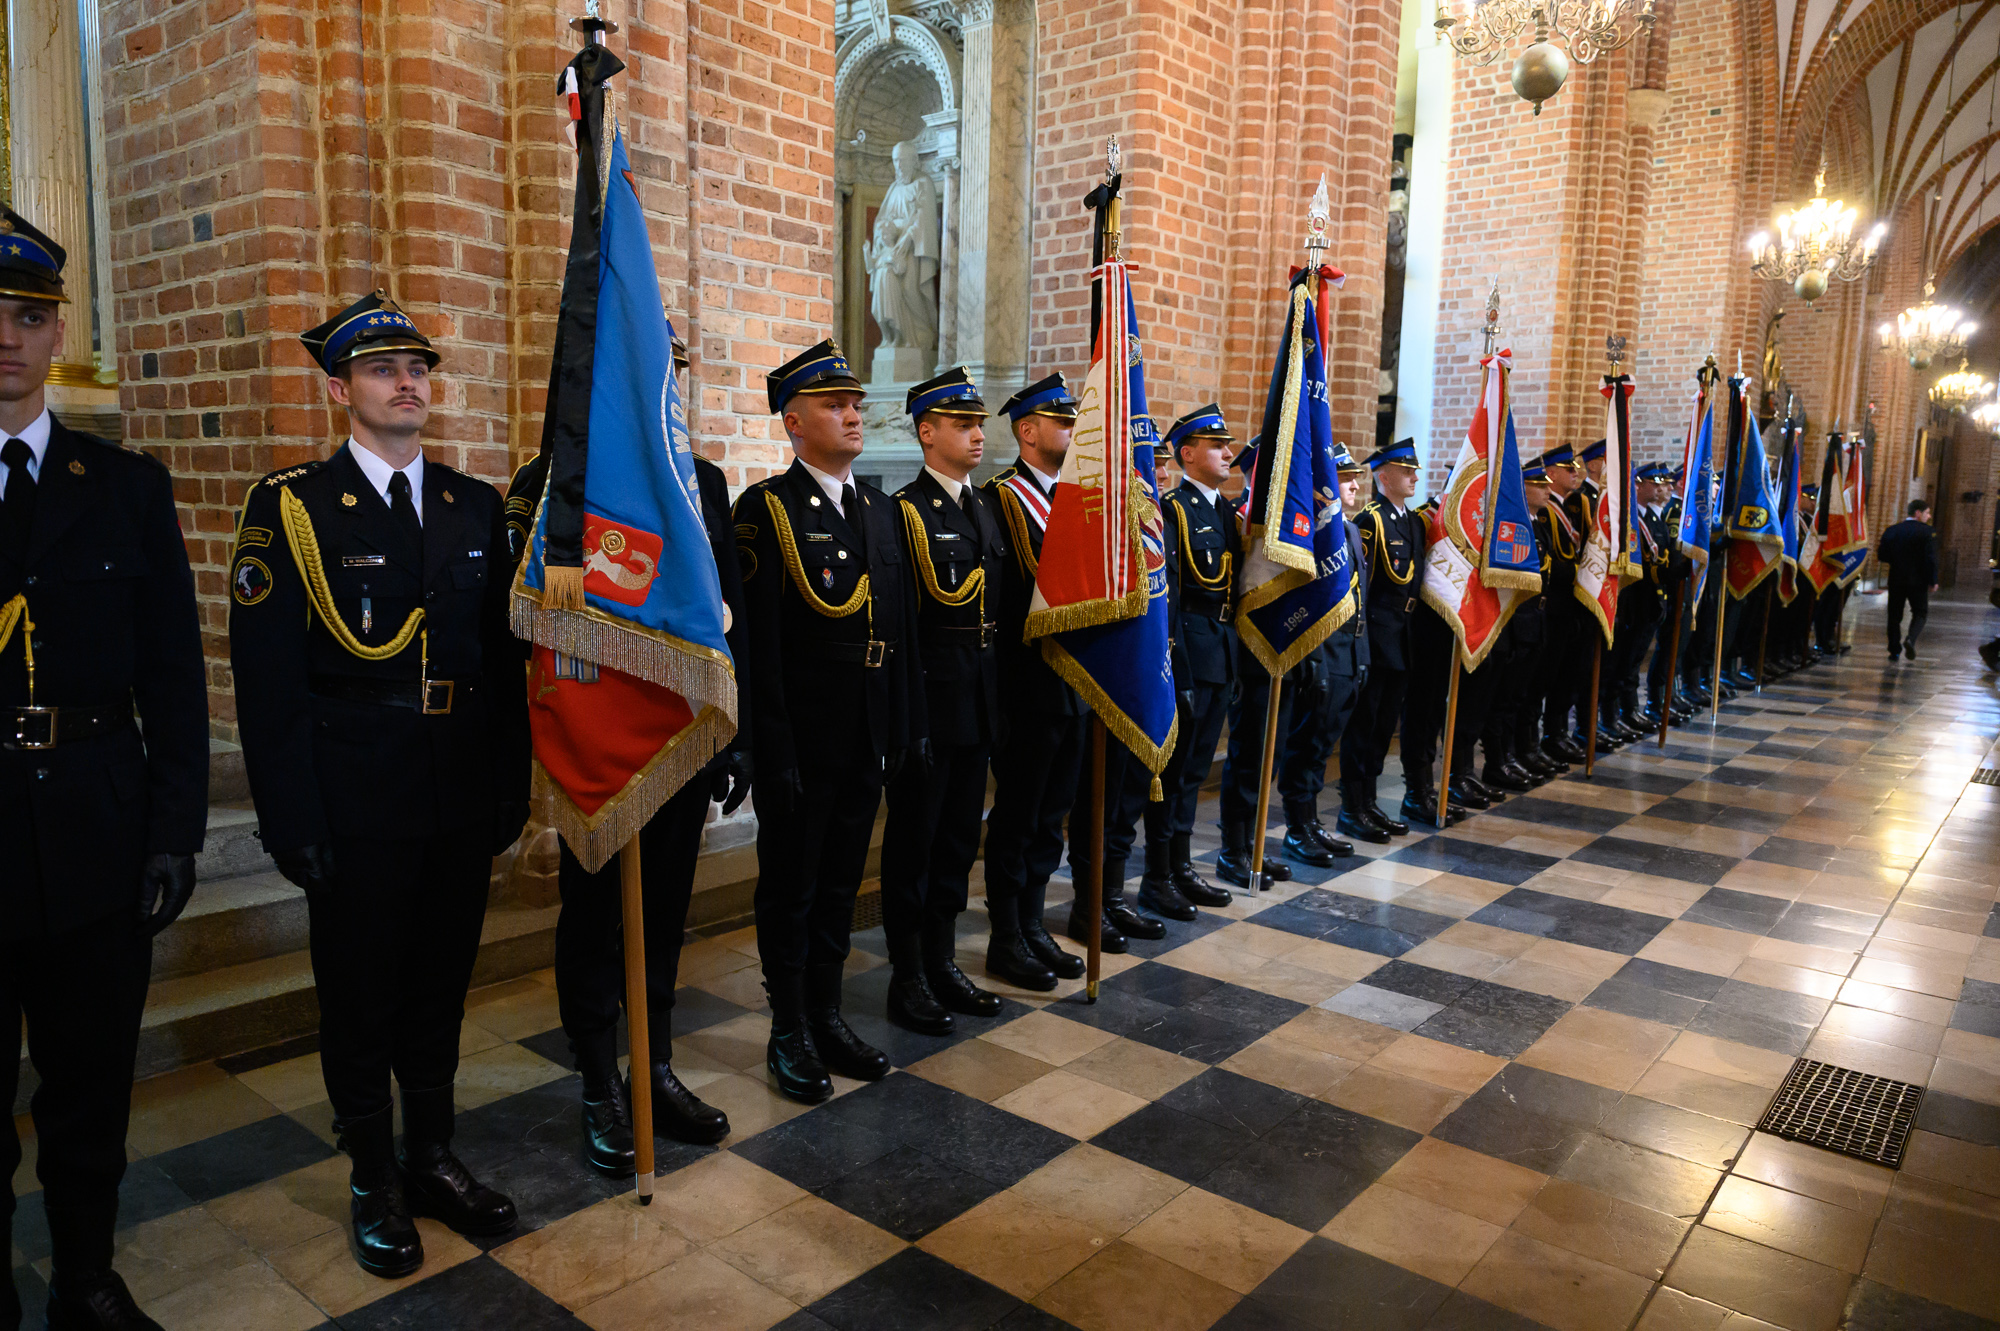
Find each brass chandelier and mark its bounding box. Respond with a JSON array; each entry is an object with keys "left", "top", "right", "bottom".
[
  {"left": 1881, "top": 280, "right": 1976, "bottom": 370},
  {"left": 1931, "top": 358, "right": 1995, "bottom": 413},
  {"left": 1746, "top": 161, "right": 1885, "bottom": 305},
  {"left": 1972, "top": 401, "right": 2000, "bottom": 432},
  {"left": 1433, "top": 0, "right": 1658, "bottom": 115}
]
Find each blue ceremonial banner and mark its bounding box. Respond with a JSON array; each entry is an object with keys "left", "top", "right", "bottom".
[
  {"left": 1042, "top": 269, "right": 1179, "bottom": 789},
  {"left": 1676, "top": 379, "right": 1718, "bottom": 603},
  {"left": 1777, "top": 420, "right": 1802, "bottom": 567},
  {"left": 512, "top": 128, "right": 737, "bottom": 868},
  {"left": 1723, "top": 383, "right": 1784, "bottom": 599},
  {"left": 1236, "top": 268, "right": 1356, "bottom": 675}
]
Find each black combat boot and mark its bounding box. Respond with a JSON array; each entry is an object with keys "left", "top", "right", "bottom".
[
  {"left": 1170, "top": 832, "right": 1234, "bottom": 906},
  {"left": 41, "top": 1271, "right": 164, "bottom": 1331},
  {"left": 639, "top": 1040, "right": 733, "bottom": 1145},
  {"left": 574, "top": 1032, "right": 636, "bottom": 1178},
  {"left": 806, "top": 962, "right": 890, "bottom": 1081},
  {"left": 1281, "top": 801, "right": 1336, "bottom": 867},
  {"left": 924, "top": 917, "right": 1002, "bottom": 1017},
  {"left": 1066, "top": 855, "right": 1132, "bottom": 951},
  {"left": 399, "top": 1085, "right": 517, "bottom": 1238},
  {"left": 1368, "top": 780, "right": 1410, "bottom": 836},
  {"left": 1136, "top": 841, "right": 1197, "bottom": 921},
  {"left": 984, "top": 899, "right": 1058, "bottom": 991},
  {"left": 1336, "top": 783, "right": 1389, "bottom": 844},
  {"left": 1111, "top": 846, "right": 1169, "bottom": 938},
  {"left": 765, "top": 972, "right": 834, "bottom": 1103},
  {"left": 335, "top": 1105, "right": 423, "bottom": 1277},
  {"left": 1445, "top": 775, "right": 1490, "bottom": 810},
  {"left": 1021, "top": 885, "right": 1086, "bottom": 980},
  {"left": 886, "top": 931, "right": 955, "bottom": 1036}
]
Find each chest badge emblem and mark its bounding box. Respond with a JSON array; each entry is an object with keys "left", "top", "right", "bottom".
[
  {"left": 68, "top": 460, "right": 84, "bottom": 475},
  {"left": 821, "top": 567, "right": 834, "bottom": 588},
  {"left": 443, "top": 489, "right": 455, "bottom": 503},
  {"left": 342, "top": 492, "right": 358, "bottom": 507}
]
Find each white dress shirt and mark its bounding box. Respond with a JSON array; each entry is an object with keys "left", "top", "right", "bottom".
[
  {"left": 0, "top": 408, "right": 55, "bottom": 487},
  {"left": 347, "top": 439, "right": 425, "bottom": 524},
  {"left": 798, "top": 458, "right": 853, "bottom": 511},
  {"left": 1023, "top": 462, "right": 1060, "bottom": 492},
  {"left": 923, "top": 464, "right": 971, "bottom": 506},
  {"left": 1190, "top": 479, "right": 1222, "bottom": 508}
]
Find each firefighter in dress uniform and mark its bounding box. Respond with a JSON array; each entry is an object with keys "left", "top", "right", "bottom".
[
  {"left": 732, "top": 340, "right": 926, "bottom": 1105},
  {"left": 0, "top": 208, "right": 207, "bottom": 1331},
  {"left": 879, "top": 368, "right": 1008, "bottom": 1035},
  {"left": 230, "top": 292, "right": 529, "bottom": 1279},
  {"left": 1334, "top": 438, "right": 1424, "bottom": 844},
  {"left": 1531, "top": 444, "right": 1588, "bottom": 764},
  {"left": 501, "top": 336, "right": 748, "bottom": 1173},
  {"left": 980, "top": 375, "right": 1091, "bottom": 992}
]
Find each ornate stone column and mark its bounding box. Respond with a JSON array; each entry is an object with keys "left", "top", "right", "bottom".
[
  {"left": 7, "top": 0, "right": 106, "bottom": 388},
  {"left": 953, "top": 0, "right": 1032, "bottom": 403},
  {"left": 937, "top": 160, "right": 959, "bottom": 372}
]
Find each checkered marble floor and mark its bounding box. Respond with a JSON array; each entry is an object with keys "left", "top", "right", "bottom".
[{"left": 13, "top": 593, "right": 2000, "bottom": 1331}]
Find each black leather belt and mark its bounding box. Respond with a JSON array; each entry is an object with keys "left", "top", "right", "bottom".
[
  {"left": 924, "top": 623, "right": 997, "bottom": 649},
  {"left": 311, "top": 675, "right": 468, "bottom": 714},
  {"left": 804, "top": 640, "right": 891, "bottom": 668},
  {"left": 3, "top": 699, "right": 134, "bottom": 750}
]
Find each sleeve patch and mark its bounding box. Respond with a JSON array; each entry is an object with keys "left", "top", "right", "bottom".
[
  {"left": 232, "top": 556, "right": 273, "bottom": 606},
  {"left": 236, "top": 527, "right": 272, "bottom": 549}
]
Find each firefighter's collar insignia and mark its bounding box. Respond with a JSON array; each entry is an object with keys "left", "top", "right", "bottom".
[
  {"left": 342, "top": 492, "right": 358, "bottom": 507},
  {"left": 68, "top": 459, "right": 84, "bottom": 475}
]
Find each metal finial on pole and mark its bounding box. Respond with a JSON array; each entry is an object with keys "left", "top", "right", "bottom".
[
  {"left": 1606, "top": 334, "right": 1627, "bottom": 372},
  {"left": 1305, "top": 173, "right": 1331, "bottom": 272},
  {"left": 1482, "top": 280, "right": 1501, "bottom": 356},
  {"left": 572, "top": 0, "right": 618, "bottom": 39},
  {"left": 1103, "top": 137, "right": 1124, "bottom": 261}
]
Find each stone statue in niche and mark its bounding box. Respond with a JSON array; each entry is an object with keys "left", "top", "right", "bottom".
[{"left": 864, "top": 140, "right": 940, "bottom": 382}]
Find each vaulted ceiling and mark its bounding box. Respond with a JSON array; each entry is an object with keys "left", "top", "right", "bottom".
[{"left": 1866, "top": 3, "right": 2000, "bottom": 274}]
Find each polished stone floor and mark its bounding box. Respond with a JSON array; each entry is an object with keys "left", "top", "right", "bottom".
[{"left": 12, "top": 591, "right": 2000, "bottom": 1330}]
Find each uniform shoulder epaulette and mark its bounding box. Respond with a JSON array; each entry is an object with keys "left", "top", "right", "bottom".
[
  {"left": 261, "top": 458, "right": 328, "bottom": 488},
  {"left": 984, "top": 463, "right": 1020, "bottom": 487}
]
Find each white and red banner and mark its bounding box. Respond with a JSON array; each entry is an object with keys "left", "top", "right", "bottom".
[{"left": 1575, "top": 373, "right": 1635, "bottom": 644}]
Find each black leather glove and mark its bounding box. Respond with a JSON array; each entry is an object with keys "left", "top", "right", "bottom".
[
  {"left": 274, "top": 843, "right": 337, "bottom": 895},
  {"left": 138, "top": 853, "right": 197, "bottom": 937},
  {"left": 710, "top": 747, "right": 754, "bottom": 815},
  {"left": 883, "top": 747, "right": 909, "bottom": 785},
  {"left": 916, "top": 739, "right": 933, "bottom": 772},
  {"left": 492, "top": 801, "right": 530, "bottom": 857}
]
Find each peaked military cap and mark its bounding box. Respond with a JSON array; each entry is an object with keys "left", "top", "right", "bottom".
[
  {"left": 1538, "top": 443, "right": 1578, "bottom": 471},
  {"left": 1000, "top": 373, "right": 1078, "bottom": 422},
  {"left": 1522, "top": 459, "right": 1550, "bottom": 484},
  {"left": 1368, "top": 438, "right": 1420, "bottom": 471},
  {"left": 1579, "top": 438, "right": 1608, "bottom": 463},
  {"left": 767, "top": 339, "right": 863, "bottom": 414},
  {"left": 1331, "top": 442, "right": 1365, "bottom": 475},
  {"left": 907, "top": 366, "right": 987, "bottom": 420},
  {"left": 0, "top": 207, "right": 67, "bottom": 304},
  {"left": 1165, "top": 404, "right": 1233, "bottom": 451},
  {"left": 1634, "top": 462, "right": 1665, "bottom": 482},
  {"left": 1801, "top": 483, "right": 1820, "bottom": 498},
  {"left": 302, "top": 290, "right": 438, "bottom": 374}
]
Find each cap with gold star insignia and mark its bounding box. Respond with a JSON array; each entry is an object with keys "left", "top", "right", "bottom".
[
  {"left": 302, "top": 290, "right": 439, "bottom": 374},
  {"left": 0, "top": 206, "right": 68, "bottom": 305}
]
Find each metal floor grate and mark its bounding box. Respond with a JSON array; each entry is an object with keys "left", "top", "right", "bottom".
[
  {"left": 1973, "top": 768, "right": 2000, "bottom": 786},
  {"left": 1757, "top": 1058, "right": 1924, "bottom": 1167}
]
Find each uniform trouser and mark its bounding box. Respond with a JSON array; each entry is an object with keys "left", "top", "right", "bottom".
[
  {"left": 1814, "top": 585, "right": 1846, "bottom": 650},
  {"left": 1484, "top": 634, "right": 1537, "bottom": 758},
  {"left": 1339, "top": 666, "right": 1408, "bottom": 797},
  {"left": 984, "top": 710, "right": 1086, "bottom": 926},
  {"left": 1165, "top": 679, "right": 1230, "bottom": 838},
  {"left": 1280, "top": 660, "right": 1361, "bottom": 820},
  {"left": 1066, "top": 740, "right": 1159, "bottom": 886},
  {"left": 309, "top": 828, "right": 491, "bottom": 1124},
  {"left": 1887, "top": 584, "right": 1929, "bottom": 654},
  {"left": 1401, "top": 610, "right": 1455, "bottom": 788},
  {"left": 1648, "top": 591, "right": 1689, "bottom": 704},
  {"left": 1506, "top": 639, "right": 1547, "bottom": 755},
  {"left": 1605, "top": 609, "right": 1661, "bottom": 715},
  {"left": 1452, "top": 650, "right": 1506, "bottom": 776},
  {"left": 1540, "top": 599, "right": 1583, "bottom": 737},
  {"left": 2, "top": 914, "right": 151, "bottom": 1282},
  {"left": 1221, "top": 663, "right": 1293, "bottom": 825},
  {"left": 882, "top": 738, "right": 991, "bottom": 949},
  {"left": 754, "top": 757, "right": 883, "bottom": 983},
  {"left": 555, "top": 777, "right": 704, "bottom": 1063}
]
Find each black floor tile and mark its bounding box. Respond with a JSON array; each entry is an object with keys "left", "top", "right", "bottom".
[
  {"left": 1425, "top": 1291, "right": 1557, "bottom": 1330},
  {"left": 342, "top": 1255, "right": 586, "bottom": 1329},
  {"left": 669, "top": 984, "right": 759, "bottom": 1036},
  {"left": 1617, "top": 957, "right": 1730, "bottom": 1001},
  {"left": 1748, "top": 836, "right": 1839, "bottom": 872},
  {"left": 1642, "top": 797, "right": 1725, "bottom": 825},
  {"left": 996, "top": 1307, "right": 1081, "bottom": 1331},
  {"left": 1683, "top": 1004, "right": 1813, "bottom": 1055},
  {"left": 1047, "top": 985, "right": 1182, "bottom": 1040},
  {"left": 1360, "top": 959, "right": 1480, "bottom": 1006},
  {"left": 1841, "top": 1277, "right": 2000, "bottom": 1330},
  {"left": 1557, "top": 1132, "right": 1724, "bottom": 1215},
  {"left": 1954, "top": 979, "right": 2000, "bottom": 1038},
  {"left": 1710, "top": 805, "right": 1794, "bottom": 834},
  {"left": 772, "top": 1312, "right": 840, "bottom": 1331},
  {"left": 1382, "top": 836, "right": 1561, "bottom": 887},
  {"left": 808, "top": 1248, "right": 1027, "bottom": 1331},
  {"left": 839, "top": 970, "right": 1038, "bottom": 1067},
  {"left": 476, "top": 1145, "right": 621, "bottom": 1238},
  {"left": 1158, "top": 1068, "right": 1312, "bottom": 1136},
  {"left": 1473, "top": 1063, "right": 1625, "bottom": 1126},
  {"left": 1567, "top": 836, "right": 1740, "bottom": 887},
  {"left": 1262, "top": 1100, "right": 1424, "bottom": 1178},
  {"left": 514, "top": 1026, "right": 576, "bottom": 1070},
  {"left": 1913, "top": 1089, "right": 2000, "bottom": 1148},
  {"left": 1119, "top": 1001, "right": 1274, "bottom": 1065},
  {"left": 1433, "top": 1097, "right": 1591, "bottom": 1172},
  {"left": 1243, "top": 1237, "right": 1451, "bottom": 1331},
  {"left": 1201, "top": 1138, "right": 1377, "bottom": 1231},
  {"left": 1468, "top": 887, "right": 1675, "bottom": 955},
  {"left": 1600, "top": 1096, "right": 1750, "bottom": 1169},
  {"left": 1582, "top": 977, "right": 1706, "bottom": 1028},
  {"left": 819, "top": 1072, "right": 1073, "bottom": 1187},
  {"left": 1119, "top": 907, "right": 1235, "bottom": 959},
  {"left": 1706, "top": 979, "right": 1833, "bottom": 1027},
  {"left": 1774, "top": 901, "right": 1879, "bottom": 938},
  {"left": 146, "top": 1113, "right": 336, "bottom": 1205},
  {"left": 1684, "top": 886, "right": 1788, "bottom": 932},
  {"left": 1410, "top": 1006, "right": 1549, "bottom": 1059},
  {"left": 1279, "top": 890, "right": 1457, "bottom": 945},
  {"left": 732, "top": 1107, "right": 904, "bottom": 1191},
  {"left": 1088, "top": 1100, "right": 1255, "bottom": 1184},
  {"left": 814, "top": 1143, "right": 1004, "bottom": 1240},
  {"left": 457, "top": 1076, "right": 590, "bottom": 1174},
  {"left": 1486, "top": 796, "right": 1635, "bottom": 834},
  {"left": 1104, "top": 960, "right": 1226, "bottom": 1008},
  {"left": 1567, "top": 770, "right": 1691, "bottom": 796},
  {"left": 113, "top": 1158, "right": 197, "bottom": 1234},
  {"left": 1182, "top": 983, "right": 1308, "bottom": 1039}
]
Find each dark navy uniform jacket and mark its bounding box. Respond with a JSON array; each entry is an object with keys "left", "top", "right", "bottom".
[
  {"left": 895, "top": 469, "right": 1006, "bottom": 749},
  {"left": 1355, "top": 497, "right": 1424, "bottom": 673},
  {"left": 1164, "top": 482, "right": 1240, "bottom": 689},
  {"left": 982, "top": 462, "right": 1083, "bottom": 719}
]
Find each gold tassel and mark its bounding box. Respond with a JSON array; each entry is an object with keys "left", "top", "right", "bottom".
[
  {"left": 541, "top": 564, "right": 586, "bottom": 611},
  {"left": 1150, "top": 777, "right": 1164, "bottom": 802}
]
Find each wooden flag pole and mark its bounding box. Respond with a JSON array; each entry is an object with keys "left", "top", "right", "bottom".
[
  {"left": 1085, "top": 718, "right": 1106, "bottom": 1002},
  {"left": 1754, "top": 576, "right": 1775, "bottom": 691},
  {"left": 1584, "top": 637, "right": 1602, "bottom": 777},
  {"left": 1708, "top": 569, "right": 1727, "bottom": 728},
  {"left": 1657, "top": 581, "right": 1685, "bottom": 749},
  {"left": 1248, "top": 673, "right": 1285, "bottom": 892},
  {"left": 1438, "top": 657, "right": 1462, "bottom": 824},
  {"left": 618, "top": 835, "right": 655, "bottom": 1202}
]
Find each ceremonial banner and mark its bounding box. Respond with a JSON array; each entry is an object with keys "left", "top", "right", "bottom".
[
  {"left": 1420, "top": 347, "right": 1540, "bottom": 671},
  {"left": 1027, "top": 251, "right": 1178, "bottom": 785},
  {"left": 1237, "top": 266, "right": 1358, "bottom": 675},
  {"left": 1724, "top": 404, "right": 1786, "bottom": 599},
  {"left": 1675, "top": 377, "right": 1719, "bottom": 602},
  {"left": 511, "top": 101, "right": 735, "bottom": 870},
  {"left": 1836, "top": 438, "right": 1870, "bottom": 588},
  {"left": 1576, "top": 371, "right": 1635, "bottom": 643},
  {"left": 1775, "top": 419, "right": 1803, "bottom": 603}
]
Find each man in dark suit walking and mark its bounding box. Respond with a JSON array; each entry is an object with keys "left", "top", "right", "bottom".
[
  {"left": 1876, "top": 500, "right": 1939, "bottom": 661},
  {"left": 0, "top": 208, "right": 207, "bottom": 1331}
]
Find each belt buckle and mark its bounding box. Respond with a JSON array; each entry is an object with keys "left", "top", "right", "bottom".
[
  {"left": 1404, "top": 596, "right": 1417, "bottom": 613},
  {"left": 11, "top": 706, "right": 55, "bottom": 749},
  {"left": 422, "top": 679, "right": 455, "bottom": 714},
  {"left": 863, "top": 640, "right": 888, "bottom": 669}
]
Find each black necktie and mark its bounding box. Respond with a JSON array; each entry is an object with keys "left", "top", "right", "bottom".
[
  {"left": 1, "top": 438, "right": 35, "bottom": 536},
  {"left": 959, "top": 487, "right": 974, "bottom": 516},
  {"left": 388, "top": 470, "right": 421, "bottom": 542},
  {"left": 841, "top": 482, "right": 867, "bottom": 555}
]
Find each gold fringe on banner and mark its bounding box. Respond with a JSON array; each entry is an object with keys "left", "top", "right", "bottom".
[
  {"left": 1040, "top": 636, "right": 1179, "bottom": 784},
  {"left": 1257, "top": 287, "right": 1318, "bottom": 578},
  {"left": 1021, "top": 474, "right": 1155, "bottom": 640},
  {"left": 539, "top": 704, "right": 735, "bottom": 874},
  {"left": 541, "top": 564, "right": 587, "bottom": 611}
]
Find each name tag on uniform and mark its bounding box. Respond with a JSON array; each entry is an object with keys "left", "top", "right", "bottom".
[
  {"left": 1197, "top": 525, "right": 1214, "bottom": 534},
  {"left": 804, "top": 532, "right": 833, "bottom": 542},
  {"left": 342, "top": 555, "right": 387, "bottom": 567},
  {"left": 466, "top": 549, "right": 482, "bottom": 558},
  {"left": 934, "top": 531, "right": 961, "bottom": 541}
]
